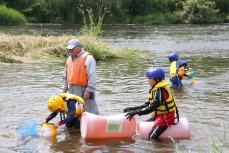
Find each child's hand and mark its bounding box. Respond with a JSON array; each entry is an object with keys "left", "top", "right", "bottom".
[
  {"left": 124, "top": 107, "right": 131, "bottom": 112},
  {"left": 125, "top": 110, "right": 139, "bottom": 121},
  {"left": 54, "top": 122, "right": 60, "bottom": 128}
]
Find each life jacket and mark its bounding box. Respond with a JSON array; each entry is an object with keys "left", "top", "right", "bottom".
[
  {"left": 66, "top": 52, "right": 90, "bottom": 87},
  {"left": 169, "top": 61, "right": 177, "bottom": 78},
  {"left": 148, "top": 81, "right": 176, "bottom": 115},
  {"left": 170, "top": 61, "right": 185, "bottom": 79},
  {"left": 58, "top": 93, "right": 85, "bottom": 118},
  {"left": 178, "top": 66, "right": 185, "bottom": 79}
]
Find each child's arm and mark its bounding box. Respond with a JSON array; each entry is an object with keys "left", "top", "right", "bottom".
[
  {"left": 45, "top": 112, "right": 58, "bottom": 123},
  {"left": 124, "top": 102, "right": 150, "bottom": 112},
  {"left": 137, "top": 90, "right": 162, "bottom": 116},
  {"left": 125, "top": 90, "right": 162, "bottom": 120}
]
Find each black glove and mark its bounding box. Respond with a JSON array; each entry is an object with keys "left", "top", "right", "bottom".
[
  {"left": 124, "top": 107, "right": 133, "bottom": 113},
  {"left": 123, "top": 106, "right": 139, "bottom": 112},
  {"left": 124, "top": 102, "right": 149, "bottom": 113},
  {"left": 125, "top": 110, "right": 140, "bottom": 121}
]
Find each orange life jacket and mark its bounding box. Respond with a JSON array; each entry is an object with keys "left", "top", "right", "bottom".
[{"left": 66, "top": 52, "right": 90, "bottom": 87}]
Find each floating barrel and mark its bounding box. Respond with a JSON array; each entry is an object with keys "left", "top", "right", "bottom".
[
  {"left": 80, "top": 112, "right": 136, "bottom": 139},
  {"left": 137, "top": 118, "right": 191, "bottom": 140}
]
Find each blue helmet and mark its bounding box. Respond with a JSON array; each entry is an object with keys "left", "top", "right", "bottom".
[
  {"left": 146, "top": 67, "right": 165, "bottom": 80},
  {"left": 168, "top": 52, "right": 179, "bottom": 62},
  {"left": 179, "top": 60, "right": 188, "bottom": 67}
]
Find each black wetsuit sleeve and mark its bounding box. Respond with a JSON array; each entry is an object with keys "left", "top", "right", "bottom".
[
  {"left": 46, "top": 112, "right": 58, "bottom": 123},
  {"left": 134, "top": 102, "right": 150, "bottom": 110},
  {"left": 138, "top": 89, "right": 162, "bottom": 116}
]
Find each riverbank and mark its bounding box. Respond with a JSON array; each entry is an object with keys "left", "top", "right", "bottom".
[
  {"left": 0, "top": 33, "right": 140, "bottom": 63},
  {"left": 1, "top": 0, "right": 229, "bottom": 25}
]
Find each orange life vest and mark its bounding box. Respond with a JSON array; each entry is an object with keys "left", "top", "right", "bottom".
[{"left": 66, "top": 52, "right": 90, "bottom": 87}]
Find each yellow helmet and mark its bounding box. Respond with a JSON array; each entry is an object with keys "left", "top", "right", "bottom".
[{"left": 47, "top": 95, "right": 65, "bottom": 112}]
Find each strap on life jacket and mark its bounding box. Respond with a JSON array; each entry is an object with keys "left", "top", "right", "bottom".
[
  {"left": 155, "top": 88, "right": 179, "bottom": 125},
  {"left": 172, "top": 104, "right": 179, "bottom": 125},
  {"left": 60, "top": 112, "right": 65, "bottom": 121}
]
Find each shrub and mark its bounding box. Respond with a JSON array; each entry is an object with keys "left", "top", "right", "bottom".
[
  {"left": 0, "top": 5, "right": 27, "bottom": 25},
  {"left": 180, "top": 0, "right": 221, "bottom": 24}
]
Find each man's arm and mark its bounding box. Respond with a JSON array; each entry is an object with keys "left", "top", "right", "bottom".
[
  {"left": 63, "top": 65, "right": 68, "bottom": 93},
  {"left": 84, "top": 55, "right": 96, "bottom": 98}
]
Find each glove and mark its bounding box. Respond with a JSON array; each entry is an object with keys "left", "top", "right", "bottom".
[
  {"left": 125, "top": 110, "right": 139, "bottom": 121},
  {"left": 123, "top": 106, "right": 137, "bottom": 113}
]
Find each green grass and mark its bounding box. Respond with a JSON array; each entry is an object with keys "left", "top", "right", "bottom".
[{"left": 0, "top": 53, "right": 21, "bottom": 63}]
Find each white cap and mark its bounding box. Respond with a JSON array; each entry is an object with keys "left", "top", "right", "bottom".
[{"left": 66, "top": 39, "right": 80, "bottom": 49}]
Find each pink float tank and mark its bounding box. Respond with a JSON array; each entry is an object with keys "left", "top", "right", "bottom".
[
  {"left": 137, "top": 118, "right": 191, "bottom": 139},
  {"left": 80, "top": 112, "right": 136, "bottom": 139}
]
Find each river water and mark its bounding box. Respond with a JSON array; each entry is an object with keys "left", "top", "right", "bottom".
[{"left": 0, "top": 24, "right": 229, "bottom": 153}]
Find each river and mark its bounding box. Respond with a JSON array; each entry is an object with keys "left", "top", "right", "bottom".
[{"left": 0, "top": 24, "right": 229, "bottom": 153}]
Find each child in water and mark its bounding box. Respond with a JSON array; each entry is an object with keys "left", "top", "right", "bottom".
[
  {"left": 44, "top": 93, "right": 84, "bottom": 130},
  {"left": 168, "top": 52, "right": 195, "bottom": 88},
  {"left": 124, "top": 67, "right": 179, "bottom": 141}
]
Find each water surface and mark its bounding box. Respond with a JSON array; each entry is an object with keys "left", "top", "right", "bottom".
[{"left": 0, "top": 24, "right": 229, "bottom": 152}]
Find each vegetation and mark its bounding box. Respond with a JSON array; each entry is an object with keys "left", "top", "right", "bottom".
[
  {"left": 0, "top": 33, "right": 139, "bottom": 63},
  {"left": 180, "top": 0, "right": 220, "bottom": 24},
  {"left": 0, "top": 0, "right": 228, "bottom": 25},
  {"left": 0, "top": 2, "right": 140, "bottom": 63},
  {"left": 78, "top": 2, "right": 109, "bottom": 37},
  {"left": 171, "top": 132, "right": 227, "bottom": 153},
  {"left": 0, "top": 5, "right": 27, "bottom": 25}
]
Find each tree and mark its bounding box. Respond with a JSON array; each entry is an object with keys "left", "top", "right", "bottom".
[{"left": 180, "top": 0, "right": 220, "bottom": 23}]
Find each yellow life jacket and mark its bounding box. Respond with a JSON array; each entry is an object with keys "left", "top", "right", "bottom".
[
  {"left": 148, "top": 81, "right": 176, "bottom": 115},
  {"left": 178, "top": 66, "right": 185, "bottom": 79},
  {"left": 169, "top": 61, "right": 177, "bottom": 77},
  {"left": 58, "top": 93, "right": 85, "bottom": 117}
]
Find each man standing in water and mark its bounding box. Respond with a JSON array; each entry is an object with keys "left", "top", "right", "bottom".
[{"left": 63, "top": 39, "right": 99, "bottom": 115}]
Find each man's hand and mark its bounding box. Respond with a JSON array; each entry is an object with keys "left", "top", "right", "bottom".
[
  {"left": 83, "top": 91, "right": 90, "bottom": 101},
  {"left": 63, "top": 88, "right": 68, "bottom": 93}
]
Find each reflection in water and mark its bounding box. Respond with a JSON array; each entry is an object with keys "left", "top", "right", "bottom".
[
  {"left": 50, "top": 131, "right": 81, "bottom": 153},
  {"left": 17, "top": 136, "right": 38, "bottom": 152},
  {"left": 81, "top": 138, "right": 135, "bottom": 153},
  {"left": 0, "top": 24, "right": 229, "bottom": 152}
]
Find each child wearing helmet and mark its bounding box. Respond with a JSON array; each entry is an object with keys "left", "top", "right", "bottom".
[
  {"left": 44, "top": 93, "right": 85, "bottom": 130},
  {"left": 124, "top": 67, "right": 179, "bottom": 141},
  {"left": 168, "top": 52, "right": 190, "bottom": 88}
]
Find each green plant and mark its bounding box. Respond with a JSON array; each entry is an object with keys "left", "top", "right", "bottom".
[
  {"left": 0, "top": 5, "right": 27, "bottom": 25},
  {"left": 171, "top": 137, "right": 180, "bottom": 153},
  {"left": 180, "top": 0, "right": 221, "bottom": 24},
  {"left": 78, "top": 1, "right": 109, "bottom": 37}
]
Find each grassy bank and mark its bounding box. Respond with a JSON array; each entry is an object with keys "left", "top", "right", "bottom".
[{"left": 0, "top": 33, "right": 140, "bottom": 63}]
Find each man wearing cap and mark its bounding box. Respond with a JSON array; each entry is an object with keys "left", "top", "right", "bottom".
[{"left": 63, "top": 39, "right": 99, "bottom": 115}]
